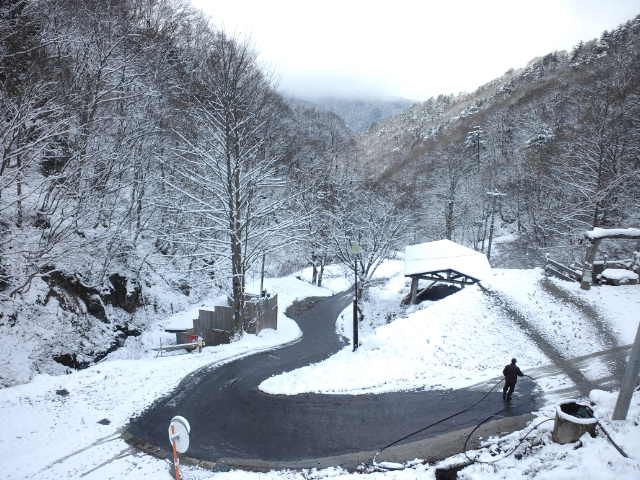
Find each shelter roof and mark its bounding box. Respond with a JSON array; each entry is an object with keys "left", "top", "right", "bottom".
[{"left": 404, "top": 239, "right": 491, "bottom": 281}]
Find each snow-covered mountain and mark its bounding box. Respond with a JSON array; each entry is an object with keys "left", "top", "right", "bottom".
[
  {"left": 351, "top": 15, "right": 640, "bottom": 253},
  {"left": 291, "top": 96, "right": 414, "bottom": 133}
]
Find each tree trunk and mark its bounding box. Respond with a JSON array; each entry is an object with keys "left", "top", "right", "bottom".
[
  {"left": 445, "top": 199, "right": 454, "bottom": 240},
  {"left": 311, "top": 261, "right": 318, "bottom": 285},
  {"left": 487, "top": 196, "right": 497, "bottom": 261},
  {"left": 16, "top": 154, "right": 22, "bottom": 228},
  {"left": 317, "top": 254, "right": 326, "bottom": 287}
]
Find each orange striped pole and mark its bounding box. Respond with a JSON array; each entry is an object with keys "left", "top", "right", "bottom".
[{"left": 170, "top": 424, "right": 181, "bottom": 480}]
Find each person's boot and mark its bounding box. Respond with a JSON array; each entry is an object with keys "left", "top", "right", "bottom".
[{"left": 502, "top": 392, "right": 506, "bottom": 401}]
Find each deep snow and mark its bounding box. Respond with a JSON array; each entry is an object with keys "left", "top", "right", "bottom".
[
  {"left": 1, "top": 263, "right": 639, "bottom": 479},
  {"left": 0, "top": 274, "right": 334, "bottom": 479},
  {"left": 260, "top": 265, "right": 639, "bottom": 396}
]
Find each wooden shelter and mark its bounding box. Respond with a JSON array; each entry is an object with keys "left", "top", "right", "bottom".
[
  {"left": 580, "top": 227, "right": 640, "bottom": 290},
  {"left": 404, "top": 240, "right": 491, "bottom": 304},
  {"left": 164, "top": 293, "right": 278, "bottom": 347}
]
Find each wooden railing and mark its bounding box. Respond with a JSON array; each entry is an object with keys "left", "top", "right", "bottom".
[{"left": 544, "top": 255, "right": 581, "bottom": 282}]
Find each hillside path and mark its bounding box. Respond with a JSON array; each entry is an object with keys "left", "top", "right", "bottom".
[
  {"left": 126, "top": 291, "right": 538, "bottom": 471},
  {"left": 480, "top": 283, "right": 627, "bottom": 397},
  {"left": 540, "top": 277, "right": 626, "bottom": 378}
]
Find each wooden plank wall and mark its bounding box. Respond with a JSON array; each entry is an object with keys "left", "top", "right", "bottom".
[{"left": 195, "top": 295, "right": 278, "bottom": 345}]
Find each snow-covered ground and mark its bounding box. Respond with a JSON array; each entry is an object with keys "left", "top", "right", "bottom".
[
  {"left": 442, "top": 388, "right": 640, "bottom": 480},
  {"left": 486, "top": 269, "right": 639, "bottom": 347},
  {"left": 2, "top": 259, "right": 639, "bottom": 479},
  {"left": 261, "top": 276, "right": 545, "bottom": 394},
  {"left": 261, "top": 266, "right": 640, "bottom": 396},
  {"left": 0, "top": 274, "right": 334, "bottom": 480}
]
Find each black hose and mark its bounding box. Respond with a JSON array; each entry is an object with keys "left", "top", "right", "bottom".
[
  {"left": 463, "top": 417, "right": 554, "bottom": 465},
  {"left": 371, "top": 377, "right": 505, "bottom": 464},
  {"left": 597, "top": 421, "right": 630, "bottom": 458}
]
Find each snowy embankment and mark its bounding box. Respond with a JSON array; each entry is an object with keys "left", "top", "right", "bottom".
[
  {"left": 260, "top": 264, "right": 547, "bottom": 395},
  {"left": 441, "top": 388, "right": 640, "bottom": 480},
  {"left": 0, "top": 260, "right": 213, "bottom": 388},
  {"left": 485, "top": 269, "right": 638, "bottom": 347},
  {"left": 0, "top": 274, "right": 333, "bottom": 480},
  {"left": 261, "top": 265, "right": 640, "bottom": 396},
  {"left": 485, "top": 269, "right": 640, "bottom": 390},
  {"left": 548, "top": 278, "right": 640, "bottom": 343}
]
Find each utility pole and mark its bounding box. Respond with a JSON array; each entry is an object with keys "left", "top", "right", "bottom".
[
  {"left": 486, "top": 190, "right": 505, "bottom": 261},
  {"left": 351, "top": 242, "right": 362, "bottom": 352},
  {"left": 613, "top": 320, "right": 640, "bottom": 420},
  {"left": 259, "top": 253, "right": 266, "bottom": 296}
]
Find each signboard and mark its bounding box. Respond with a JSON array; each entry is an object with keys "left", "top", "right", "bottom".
[{"left": 169, "top": 415, "right": 191, "bottom": 453}]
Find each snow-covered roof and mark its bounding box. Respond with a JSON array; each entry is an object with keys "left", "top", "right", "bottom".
[
  {"left": 403, "top": 239, "right": 491, "bottom": 281},
  {"left": 600, "top": 268, "right": 639, "bottom": 282},
  {"left": 584, "top": 227, "right": 640, "bottom": 240}
]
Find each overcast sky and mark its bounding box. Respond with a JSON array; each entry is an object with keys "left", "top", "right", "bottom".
[{"left": 192, "top": 0, "right": 640, "bottom": 101}]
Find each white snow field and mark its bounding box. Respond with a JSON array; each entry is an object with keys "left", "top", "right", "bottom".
[
  {"left": 261, "top": 266, "right": 640, "bottom": 396},
  {"left": 261, "top": 276, "right": 544, "bottom": 395},
  {"left": 0, "top": 274, "right": 334, "bottom": 480},
  {"left": 1, "top": 263, "right": 639, "bottom": 479}
]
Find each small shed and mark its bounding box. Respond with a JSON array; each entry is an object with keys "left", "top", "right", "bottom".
[
  {"left": 404, "top": 239, "right": 491, "bottom": 304},
  {"left": 164, "top": 293, "right": 279, "bottom": 347}
]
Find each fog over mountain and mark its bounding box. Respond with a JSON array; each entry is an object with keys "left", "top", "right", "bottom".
[{"left": 290, "top": 96, "right": 414, "bottom": 133}]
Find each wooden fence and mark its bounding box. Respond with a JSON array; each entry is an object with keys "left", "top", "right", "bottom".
[
  {"left": 544, "top": 255, "right": 581, "bottom": 282},
  {"left": 244, "top": 294, "right": 278, "bottom": 334},
  {"left": 193, "top": 294, "right": 278, "bottom": 346},
  {"left": 545, "top": 254, "right": 639, "bottom": 284}
]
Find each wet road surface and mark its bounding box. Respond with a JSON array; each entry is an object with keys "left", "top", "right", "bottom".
[{"left": 127, "top": 291, "right": 538, "bottom": 468}]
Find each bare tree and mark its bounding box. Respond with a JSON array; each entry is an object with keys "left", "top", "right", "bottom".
[
  {"left": 163, "top": 33, "right": 302, "bottom": 331},
  {"left": 329, "top": 185, "right": 409, "bottom": 288}
]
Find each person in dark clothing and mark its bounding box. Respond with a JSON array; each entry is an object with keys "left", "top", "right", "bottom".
[{"left": 502, "top": 358, "right": 524, "bottom": 401}]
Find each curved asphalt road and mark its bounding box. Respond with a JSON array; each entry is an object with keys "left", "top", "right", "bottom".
[{"left": 127, "top": 291, "right": 538, "bottom": 469}]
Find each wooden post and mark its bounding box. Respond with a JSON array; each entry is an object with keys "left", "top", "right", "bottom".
[
  {"left": 409, "top": 277, "right": 418, "bottom": 304},
  {"left": 580, "top": 238, "right": 601, "bottom": 290},
  {"left": 613, "top": 320, "right": 640, "bottom": 420}
]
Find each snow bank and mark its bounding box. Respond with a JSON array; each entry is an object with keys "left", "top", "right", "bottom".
[
  {"left": 260, "top": 275, "right": 545, "bottom": 395},
  {"left": 0, "top": 273, "right": 331, "bottom": 480},
  {"left": 600, "top": 268, "right": 639, "bottom": 283},
  {"left": 486, "top": 269, "right": 622, "bottom": 358},
  {"left": 545, "top": 277, "right": 640, "bottom": 344},
  {"left": 459, "top": 388, "right": 640, "bottom": 480}
]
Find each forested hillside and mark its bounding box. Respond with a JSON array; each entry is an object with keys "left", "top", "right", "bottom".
[
  {"left": 2, "top": 0, "right": 639, "bottom": 387},
  {"left": 356, "top": 16, "right": 640, "bottom": 261},
  {"left": 0, "top": 0, "right": 405, "bottom": 386}
]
